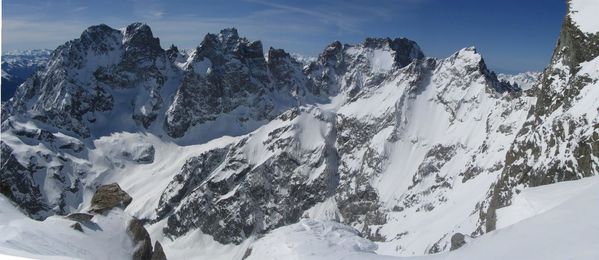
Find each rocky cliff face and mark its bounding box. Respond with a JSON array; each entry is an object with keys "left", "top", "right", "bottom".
[
  {"left": 2, "top": 2, "right": 597, "bottom": 256},
  {"left": 480, "top": 0, "right": 599, "bottom": 233}
]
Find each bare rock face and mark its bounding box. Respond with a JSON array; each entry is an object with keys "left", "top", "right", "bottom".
[
  {"left": 90, "top": 183, "right": 132, "bottom": 213},
  {"left": 127, "top": 218, "right": 153, "bottom": 260},
  {"left": 151, "top": 241, "right": 167, "bottom": 260}
]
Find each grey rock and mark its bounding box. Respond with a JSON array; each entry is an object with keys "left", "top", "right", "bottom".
[
  {"left": 450, "top": 233, "right": 466, "bottom": 250},
  {"left": 127, "top": 218, "right": 153, "bottom": 260}
]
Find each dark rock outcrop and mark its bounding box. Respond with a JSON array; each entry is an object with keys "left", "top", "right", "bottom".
[
  {"left": 90, "top": 183, "right": 132, "bottom": 213},
  {"left": 151, "top": 241, "right": 167, "bottom": 260},
  {"left": 450, "top": 233, "right": 466, "bottom": 251},
  {"left": 70, "top": 222, "right": 84, "bottom": 232},
  {"left": 127, "top": 218, "right": 153, "bottom": 260},
  {"left": 67, "top": 212, "right": 94, "bottom": 222}
]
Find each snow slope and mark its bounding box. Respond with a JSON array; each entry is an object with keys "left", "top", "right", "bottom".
[
  {"left": 0, "top": 196, "right": 134, "bottom": 260},
  {"left": 442, "top": 176, "right": 599, "bottom": 260}
]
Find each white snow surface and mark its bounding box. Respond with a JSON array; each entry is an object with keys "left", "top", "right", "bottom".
[
  {"left": 246, "top": 219, "right": 382, "bottom": 260},
  {"left": 0, "top": 196, "right": 134, "bottom": 260},
  {"left": 569, "top": 0, "right": 599, "bottom": 34}
]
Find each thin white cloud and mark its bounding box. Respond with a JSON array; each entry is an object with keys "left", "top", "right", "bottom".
[
  {"left": 72, "top": 6, "right": 88, "bottom": 13},
  {"left": 132, "top": 0, "right": 165, "bottom": 19},
  {"left": 243, "top": 0, "right": 365, "bottom": 33}
]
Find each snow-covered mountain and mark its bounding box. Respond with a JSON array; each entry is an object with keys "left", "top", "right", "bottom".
[
  {"left": 1, "top": 49, "right": 51, "bottom": 101},
  {"left": 1, "top": 0, "right": 598, "bottom": 259},
  {"left": 497, "top": 71, "right": 541, "bottom": 91}
]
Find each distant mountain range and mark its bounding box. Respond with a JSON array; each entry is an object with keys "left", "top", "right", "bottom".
[{"left": 1, "top": 49, "right": 51, "bottom": 101}]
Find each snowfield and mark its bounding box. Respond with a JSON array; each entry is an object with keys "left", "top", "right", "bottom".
[
  {"left": 569, "top": 0, "right": 599, "bottom": 34},
  {"left": 0, "top": 196, "right": 135, "bottom": 260}
]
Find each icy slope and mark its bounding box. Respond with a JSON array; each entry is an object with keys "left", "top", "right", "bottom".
[{"left": 3, "top": 176, "right": 597, "bottom": 260}]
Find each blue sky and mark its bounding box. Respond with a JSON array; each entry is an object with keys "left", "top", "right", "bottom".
[{"left": 3, "top": 0, "right": 565, "bottom": 73}]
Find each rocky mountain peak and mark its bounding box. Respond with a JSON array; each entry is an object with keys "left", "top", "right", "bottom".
[
  {"left": 122, "top": 22, "right": 163, "bottom": 58},
  {"left": 218, "top": 27, "right": 240, "bottom": 43},
  {"left": 81, "top": 24, "right": 119, "bottom": 39},
  {"left": 195, "top": 27, "right": 262, "bottom": 60},
  {"left": 317, "top": 41, "right": 344, "bottom": 64},
  {"left": 165, "top": 44, "right": 180, "bottom": 61},
  {"left": 124, "top": 22, "right": 154, "bottom": 38},
  {"left": 362, "top": 37, "right": 425, "bottom": 68},
  {"left": 267, "top": 47, "right": 292, "bottom": 61},
  {"left": 77, "top": 24, "right": 122, "bottom": 55},
  {"left": 445, "top": 47, "right": 518, "bottom": 93}
]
